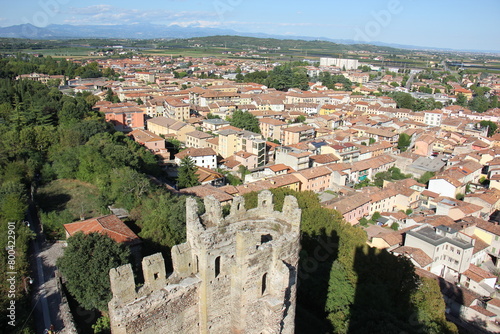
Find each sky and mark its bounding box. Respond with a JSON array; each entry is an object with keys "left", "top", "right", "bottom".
[{"left": 1, "top": 0, "right": 499, "bottom": 51}]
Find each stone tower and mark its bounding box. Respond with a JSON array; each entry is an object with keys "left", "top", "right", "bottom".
[{"left": 108, "top": 190, "right": 301, "bottom": 334}]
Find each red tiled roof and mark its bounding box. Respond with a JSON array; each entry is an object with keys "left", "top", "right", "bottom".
[
  {"left": 470, "top": 305, "right": 496, "bottom": 317},
  {"left": 64, "top": 214, "right": 141, "bottom": 245},
  {"left": 462, "top": 264, "right": 497, "bottom": 283}
]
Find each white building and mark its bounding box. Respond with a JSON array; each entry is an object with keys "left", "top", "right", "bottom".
[
  {"left": 320, "top": 57, "right": 359, "bottom": 70},
  {"left": 174, "top": 147, "right": 217, "bottom": 170},
  {"left": 424, "top": 110, "right": 443, "bottom": 127},
  {"left": 405, "top": 224, "right": 475, "bottom": 278}
]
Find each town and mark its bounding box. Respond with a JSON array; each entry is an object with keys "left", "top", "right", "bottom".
[{"left": 3, "top": 38, "right": 500, "bottom": 333}]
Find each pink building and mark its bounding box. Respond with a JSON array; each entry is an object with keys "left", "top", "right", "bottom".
[
  {"left": 128, "top": 129, "right": 166, "bottom": 152},
  {"left": 100, "top": 103, "right": 145, "bottom": 132},
  {"left": 414, "top": 134, "right": 436, "bottom": 156},
  {"left": 233, "top": 151, "right": 258, "bottom": 170},
  {"left": 324, "top": 192, "right": 371, "bottom": 226}
]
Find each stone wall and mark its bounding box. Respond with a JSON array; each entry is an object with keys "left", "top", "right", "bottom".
[{"left": 109, "top": 190, "right": 301, "bottom": 334}]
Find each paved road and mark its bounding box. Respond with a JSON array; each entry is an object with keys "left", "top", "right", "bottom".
[
  {"left": 405, "top": 72, "right": 417, "bottom": 90},
  {"left": 27, "top": 205, "right": 66, "bottom": 334}
]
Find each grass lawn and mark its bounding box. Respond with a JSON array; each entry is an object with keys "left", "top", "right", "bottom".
[{"left": 36, "top": 179, "right": 106, "bottom": 239}]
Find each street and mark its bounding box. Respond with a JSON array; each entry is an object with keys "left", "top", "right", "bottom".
[{"left": 27, "top": 205, "right": 74, "bottom": 334}]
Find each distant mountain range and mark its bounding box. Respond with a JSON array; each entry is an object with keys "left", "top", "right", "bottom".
[{"left": 0, "top": 23, "right": 497, "bottom": 53}]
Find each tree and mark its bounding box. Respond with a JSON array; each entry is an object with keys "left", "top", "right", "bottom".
[
  {"left": 468, "top": 95, "right": 490, "bottom": 113},
  {"left": 397, "top": 133, "right": 411, "bottom": 152},
  {"left": 478, "top": 120, "right": 498, "bottom": 137},
  {"left": 455, "top": 93, "right": 467, "bottom": 107},
  {"left": 92, "top": 315, "right": 111, "bottom": 334},
  {"left": 417, "top": 171, "right": 435, "bottom": 185},
  {"left": 109, "top": 167, "right": 152, "bottom": 210},
  {"left": 135, "top": 194, "right": 188, "bottom": 249},
  {"left": 238, "top": 165, "right": 250, "bottom": 180},
  {"left": 57, "top": 232, "right": 130, "bottom": 311},
  {"left": 373, "top": 167, "right": 412, "bottom": 188},
  {"left": 177, "top": 156, "right": 200, "bottom": 189},
  {"left": 326, "top": 261, "right": 355, "bottom": 334},
  {"left": 410, "top": 277, "right": 458, "bottom": 334},
  {"left": 207, "top": 113, "right": 221, "bottom": 119},
  {"left": 105, "top": 88, "right": 119, "bottom": 103},
  {"left": 229, "top": 109, "right": 260, "bottom": 133}
]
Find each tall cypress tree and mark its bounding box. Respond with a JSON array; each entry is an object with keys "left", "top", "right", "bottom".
[{"left": 177, "top": 156, "right": 200, "bottom": 189}]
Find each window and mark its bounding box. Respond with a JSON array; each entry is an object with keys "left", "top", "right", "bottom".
[
  {"left": 215, "top": 256, "right": 221, "bottom": 278},
  {"left": 262, "top": 273, "right": 268, "bottom": 295},
  {"left": 457, "top": 250, "right": 461, "bottom": 255},
  {"left": 261, "top": 234, "right": 273, "bottom": 244}
]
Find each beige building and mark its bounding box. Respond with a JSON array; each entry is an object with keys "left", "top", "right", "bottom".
[
  {"left": 146, "top": 117, "right": 196, "bottom": 143},
  {"left": 164, "top": 98, "right": 190, "bottom": 121},
  {"left": 218, "top": 128, "right": 266, "bottom": 167},
  {"left": 282, "top": 125, "right": 315, "bottom": 146},
  {"left": 259, "top": 118, "right": 287, "bottom": 142},
  {"left": 185, "top": 130, "right": 214, "bottom": 149}
]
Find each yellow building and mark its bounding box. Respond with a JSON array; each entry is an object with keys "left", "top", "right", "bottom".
[{"left": 319, "top": 104, "right": 337, "bottom": 115}]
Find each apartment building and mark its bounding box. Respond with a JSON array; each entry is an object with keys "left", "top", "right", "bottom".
[
  {"left": 218, "top": 128, "right": 266, "bottom": 167},
  {"left": 405, "top": 224, "right": 475, "bottom": 278}
]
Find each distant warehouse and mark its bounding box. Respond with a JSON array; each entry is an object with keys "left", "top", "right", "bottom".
[{"left": 320, "top": 57, "right": 359, "bottom": 70}]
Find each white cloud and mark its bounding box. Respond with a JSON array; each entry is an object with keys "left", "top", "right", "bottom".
[
  {"left": 168, "top": 20, "right": 223, "bottom": 28},
  {"left": 69, "top": 5, "right": 114, "bottom": 15},
  {"left": 65, "top": 5, "right": 217, "bottom": 25}
]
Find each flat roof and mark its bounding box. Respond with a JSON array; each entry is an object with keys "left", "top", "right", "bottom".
[{"left": 407, "top": 226, "right": 473, "bottom": 250}]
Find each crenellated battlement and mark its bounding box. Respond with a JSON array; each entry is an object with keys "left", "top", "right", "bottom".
[{"left": 109, "top": 190, "right": 301, "bottom": 334}]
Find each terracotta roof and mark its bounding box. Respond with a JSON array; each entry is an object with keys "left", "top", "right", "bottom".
[
  {"left": 421, "top": 190, "right": 440, "bottom": 198},
  {"left": 471, "top": 236, "right": 490, "bottom": 255},
  {"left": 392, "top": 246, "right": 433, "bottom": 267},
  {"left": 470, "top": 305, "right": 496, "bottom": 317},
  {"left": 266, "top": 174, "right": 301, "bottom": 187},
  {"left": 487, "top": 298, "right": 500, "bottom": 308},
  {"left": 375, "top": 226, "right": 415, "bottom": 247},
  {"left": 268, "top": 164, "right": 295, "bottom": 173},
  {"left": 195, "top": 166, "right": 223, "bottom": 183},
  {"left": 296, "top": 166, "right": 331, "bottom": 180},
  {"left": 206, "top": 137, "right": 219, "bottom": 146},
  {"left": 175, "top": 147, "right": 217, "bottom": 159},
  {"left": 324, "top": 192, "right": 371, "bottom": 214},
  {"left": 465, "top": 189, "right": 500, "bottom": 206},
  {"left": 462, "top": 264, "right": 497, "bottom": 283},
  {"left": 476, "top": 221, "right": 500, "bottom": 236},
  {"left": 64, "top": 214, "right": 141, "bottom": 245},
  {"left": 421, "top": 215, "right": 456, "bottom": 227},
  {"left": 180, "top": 184, "right": 233, "bottom": 203},
  {"left": 234, "top": 150, "right": 255, "bottom": 159},
  {"left": 186, "top": 130, "right": 213, "bottom": 139},
  {"left": 259, "top": 118, "right": 287, "bottom": 126},
  {"left": 147, "top": 116, "right": 187, "bottom": 129},
  {"left": 310, "top": 154, "right": 340, "bottom": 164},
  {"left": 283, "top": 125, "right": 314, "bottom": 133},
  {"left": 129, "top": 129, "right": 164, "bottom": 143}
]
